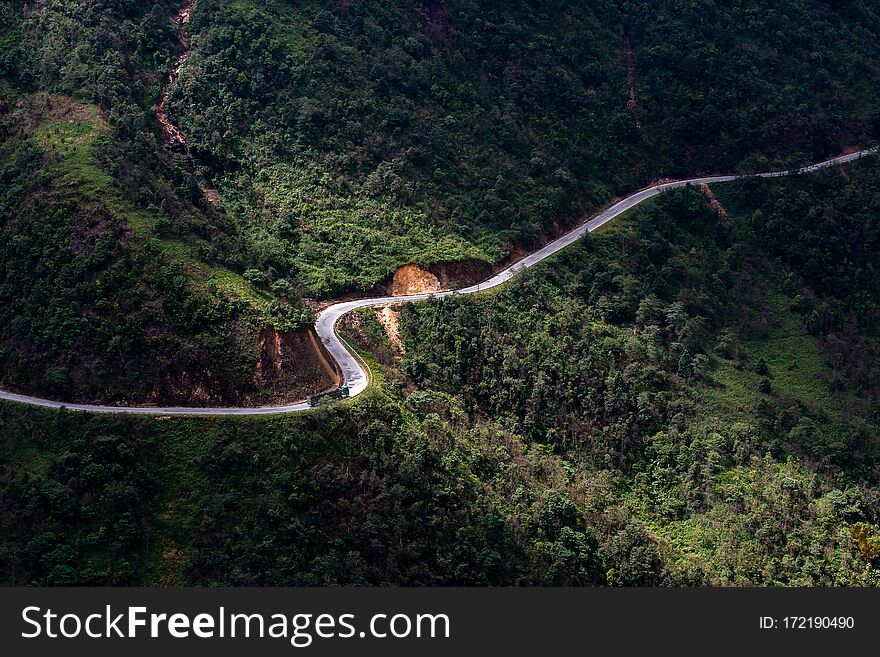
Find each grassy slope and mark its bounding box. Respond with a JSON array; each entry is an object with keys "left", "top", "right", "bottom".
[
  {"left": 0, "top": 93, "right": 276, "bottom": 402},
  {"left": 647, "top": 179, "right": 879, "bottom": 584},
  {"left": 394, "top": 168, "right": 880, "bottom": 585},
  {"left": 648, "top": 178, "right": 879, "bottom": 584}
]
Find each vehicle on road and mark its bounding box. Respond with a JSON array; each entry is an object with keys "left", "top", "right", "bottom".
[
  {"left": 0, "top": 147, "right": 876, "bottom": 416},
  {"left": 309, "top": 386, "right": 350, "bottom": 407}
]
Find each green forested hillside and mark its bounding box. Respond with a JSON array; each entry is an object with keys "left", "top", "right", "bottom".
[
  {"left": 394, "top": 160, "right": 880, "bottom": 584},
  {"left": 2, "top": 0, "right": 880, "bottom": 401},
  {"left": 2, "top": 161, "right": 878, "bottom": 585},
  {"left": 0, "top": 0, "right": 879, "bottom": 587},
  {"left": 169, "top": 0, "right": 880, "bottom": 295},
  {"left": 0, "top": 1, "right": 322, "bottom": 403}
]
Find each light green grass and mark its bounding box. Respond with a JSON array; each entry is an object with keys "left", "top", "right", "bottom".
[
  {"left": 742, "top": 291, "right": 839, "bottom": 417},
  {"left": 240, "top": 161, "right": 499, "bottom": 296},
  {"left": 33, "top": 115, "right": 157, "bottom": 235},
  {"left": 5, "top": 435, "right": 53, "bottom": 479},
  {"left": 29, "top": 100, "right": 283, "bottom": 326},
  {"left": 160, "top": 239, "right": 275, "bottom": 317}
]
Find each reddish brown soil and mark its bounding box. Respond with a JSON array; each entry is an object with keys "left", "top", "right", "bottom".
[
  {"left": 156, "top": 0, "right": 195, "bottom": 153},
  {"left": 390, "top": 264, "right": 442, "bottom": 296},
  {"left": 700, "top": 184, "right": 728, "bottom": 218},
  {"left": 376, "top": 305, "right": 404, "bottom": 355},
  {"left": 252, "top": 327, "right": 339, "bottom": 401},
  {"left": 156, "top": 0, "right": 220, "bottom": 206},
  {"left": 623, "top": 36, "right": 644, "bottom": 130}
]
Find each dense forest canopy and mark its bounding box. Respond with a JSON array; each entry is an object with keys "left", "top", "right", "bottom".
[
  {"left": 2, "top": 163, "right": 878, "bottom": 586},
  {"left": 168, "top": 0, "right": 880, "bottom": 294},
  {"left": 0, "top": 1, "right": 879, "bottom": 586},
  {"left": 1, "top": 0, "right": 880, "bottom": 402},
  {"left": 0, "top": 0, "right": 323, "bottom": 404}
]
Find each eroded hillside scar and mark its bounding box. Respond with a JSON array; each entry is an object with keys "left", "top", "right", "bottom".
[
  {"left": 156, "top": 0, "right": 195, "bottom": 154},
  {"left": 156, "top": 0, "right": 219, "bottom": 205}
]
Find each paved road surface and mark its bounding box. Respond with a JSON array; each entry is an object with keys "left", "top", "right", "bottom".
[{"left": 1, "top": 147, "right": 876, "bottom": 415}]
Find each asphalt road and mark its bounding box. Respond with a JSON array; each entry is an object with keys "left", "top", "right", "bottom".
[{"left": 1, "top": 147, "right": 876, "bottom": 415}]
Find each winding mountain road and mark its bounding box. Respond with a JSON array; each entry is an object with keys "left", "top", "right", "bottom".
[{"left": 0, "top": 147, "right": 876, "bottom": 416}]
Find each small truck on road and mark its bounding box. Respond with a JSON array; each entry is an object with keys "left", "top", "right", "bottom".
[{"left": 309, "top": 386, "right": 350, "bottom": 407}]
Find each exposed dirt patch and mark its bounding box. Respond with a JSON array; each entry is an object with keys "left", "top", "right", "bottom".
[
  {"left": 156, "top": 0, "right": 195, "bottom": 154},
  {"left": 390, "top": 263, "right": 442, "bottom": 296},
  {"left": 254, "top": 327, "right": 338, "bottom": 397},
  {"left": 200, "top": 184, "right": 220, "bottom": 205},
  {"left": 149, "top": 369, "right": 220, "bottom": 405},
  {"left": 623, "top": 35, "right": 644, "bottom": 130},
  {"left": 143, "top": 325, "right": 337, "bottom": 407},
  {"left": 700, "top": 184, "right": 728, "bottom": 219},
  {"left": 429, "top": 259, "right": 493, "bottom": 289},
  {"left": 377, "top": 305, "right": 404, "bottom": 355},
  {"left": 156, "top": 0, "right": 220, "bottom": 207}
]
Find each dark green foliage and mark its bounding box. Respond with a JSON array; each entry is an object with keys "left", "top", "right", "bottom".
[
  {"left": 397, "top": 166, "right": 880, "bottom": 584},
  {"left": 401, "top": 190, "right": 726, "bottom": 470},
  {"left": 2, "top": 0, "right": 880, "bottom": 587},
  {"left": 180, "top": 399, "right": 605, "bottom": 586},
  {"left": 0, "top": 395, "right": 610, "bottom": 586},
  {"left": 0, "top": 410, "right": 162, "bottom": 585},
  {"left": 0, "top": 101, "right": 271, "bottom": 404},
  {"left": 4, "top": 0, "right": 880, "bottom": 397},
  {"left": 0, "top": 3, "right": 317, "bottom": 403},
  {"left": 169, "top": 0, "right": 880, "bottom": 294},
  {"left": 2, "top": 166, "right": 879, "bottom": 586},
  {"left": 743, "top": 164, "right": 880, "bottom": 336}
]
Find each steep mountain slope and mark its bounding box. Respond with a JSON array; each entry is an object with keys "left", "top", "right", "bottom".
[
  {"left": 2, "top": 0, "right": 880, "bottom": 403},
  {"left": 0, "top": 1, "right": 878, "bottom": 586},
  {"left": 2, "top": 161, "right": 878, "bottom": 585},
  {"left": 169, "top": 0, "right": 880, "bottom": 295},
  {"left": 382, "top": 159, "right": 880, "bottom": 584},
  {"left": 0, "top": 1, "right": 330, "bottom": 404}
]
